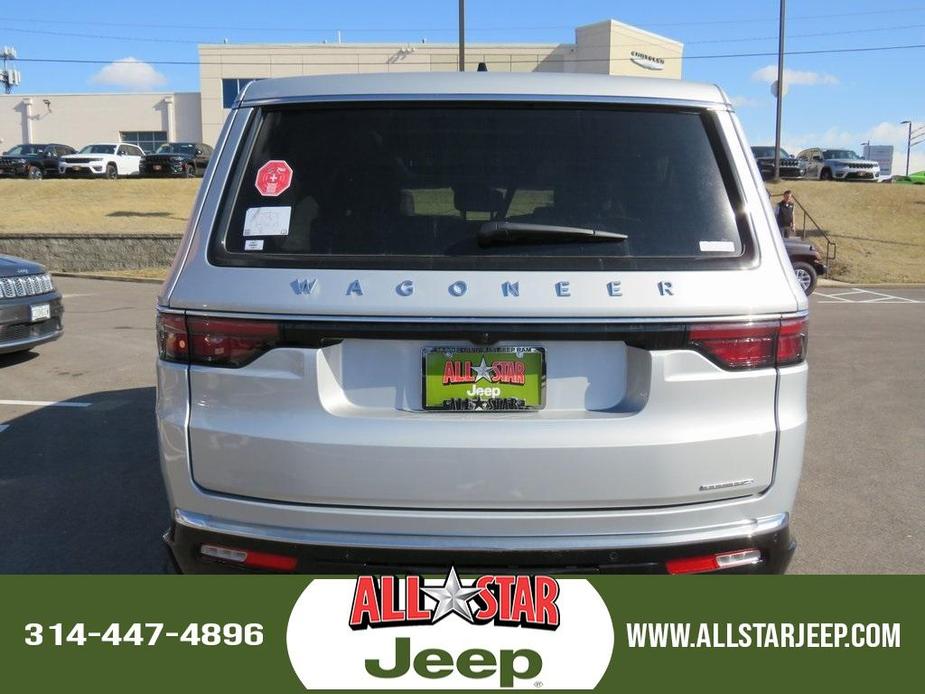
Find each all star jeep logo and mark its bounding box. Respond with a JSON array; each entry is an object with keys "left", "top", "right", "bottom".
[
  {"left": 286, "top": 569, "right": 614, "bottom": 690},
  {"left": 349, "top": 567, "right": 560, "bottom": 629}
]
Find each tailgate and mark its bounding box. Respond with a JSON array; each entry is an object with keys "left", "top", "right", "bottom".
[{"left": 187, "top": 328, "right": 778, "bottom": 510}]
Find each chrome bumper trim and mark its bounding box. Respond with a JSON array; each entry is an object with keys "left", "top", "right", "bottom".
[{"left": 174, "top": 508, "right": 789, "bottom": 552}]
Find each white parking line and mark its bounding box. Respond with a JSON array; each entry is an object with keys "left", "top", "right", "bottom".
[
  {"left": 815, "top": 288, "right": 922, "bottom": 304},
  {"left": 0, "top": 424, "right": 9, "bottom": 433},
  {"left": 0, "top": 399, "right": 91, "bottom": 408}
]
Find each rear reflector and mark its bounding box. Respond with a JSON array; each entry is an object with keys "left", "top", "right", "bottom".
[
  {"left": 200, "top": 544, "right": 297, "bottom": 572},
  {"left": 666, "top": 548, "right": 762, "bottom": 574}
]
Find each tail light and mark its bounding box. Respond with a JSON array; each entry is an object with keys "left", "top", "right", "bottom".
[
  {"left": 156, "top": 312, "right": 807, "bottom": 371},
  {"left": 156, "top": 313, "right": 189, "bottom": 362},
  {"left": 688, "top": 317, "right": 807, "bottom": 370},
  {"left": 156, "top": 312, "right": 280, "bottom": 367}
]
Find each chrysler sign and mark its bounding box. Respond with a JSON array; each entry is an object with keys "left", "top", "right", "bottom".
[{"left": 630, "top": 50, "right": 666, "bottom": 71}]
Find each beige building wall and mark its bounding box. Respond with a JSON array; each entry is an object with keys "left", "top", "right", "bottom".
[
  {"left": 0, "top": 92, "right": 201, "bottom": 151},
  {"left": 0, "top": 18, "right": 681, "bottom": 150},
  {"left": 199, "top": 19, "right": 683, "bottom": 144}
]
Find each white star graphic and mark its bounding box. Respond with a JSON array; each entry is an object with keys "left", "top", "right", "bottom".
[
  {"left": 421, "top": 567, "right": 483, "bottom": 623},
  {"left": 471, "top": 357, "right": 495, "bottom": 383}
]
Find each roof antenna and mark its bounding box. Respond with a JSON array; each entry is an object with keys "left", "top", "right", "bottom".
[{"left": 477, "top": 62, "right": 488, "bottom": 72}]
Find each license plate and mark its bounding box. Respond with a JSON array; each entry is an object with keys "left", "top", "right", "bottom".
[
  {"left": 30, "top": 303, "right": 51, "bottom": 322},
  {"left": 423, "top": 347, "right": 545, "bottom": 411}
]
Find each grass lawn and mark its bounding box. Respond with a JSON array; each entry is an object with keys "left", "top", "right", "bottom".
[
  {"left": 766, "top": 180, "right": 925, "bottom": 283},
  {"left": 2, "top": 177, "right": 922, "bottom": 283},
  {"left": 0, "top": 178, "right": 198, "bottom": 234}
]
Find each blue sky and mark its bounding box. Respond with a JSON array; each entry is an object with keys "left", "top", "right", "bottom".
[{"left": 4, "top": 0, "right": 924, "bottom": 171}]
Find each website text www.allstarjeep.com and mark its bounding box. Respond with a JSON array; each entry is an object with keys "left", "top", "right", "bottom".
[{"left": 626, "top": 622, "right": 901, "bottom": 649}]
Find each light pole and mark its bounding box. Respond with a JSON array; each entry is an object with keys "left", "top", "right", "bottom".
[
  {"left": 901, "top": 121, "right": 912, "bottom": 176},
  {"left": 773, "top": 0, "right": 786, "bottom": 182},
  {"left": 458, "top": 0, "right": 466, "bottom": 72}
]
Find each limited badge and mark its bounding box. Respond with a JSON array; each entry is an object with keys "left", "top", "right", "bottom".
[{"left": 254, "top": 160, "right": 293, "bottom": 197}]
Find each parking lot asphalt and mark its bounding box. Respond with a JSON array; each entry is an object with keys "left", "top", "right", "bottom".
[{"left": 0, "top": 277, "right": 922, "bottom": 574}]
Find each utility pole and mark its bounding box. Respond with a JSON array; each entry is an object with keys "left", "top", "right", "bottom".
[
  {"left": 901, "top": 121, "right": 912, "bottom": 176},
  {"left": 773, "top": 0, "right": 786, "bottom": 182},
  {"left": 458, "top": 0, "right": 466, "bottom": 71},
  {"left": 1, "top": 46, "right": 21, "bottom": 94}
]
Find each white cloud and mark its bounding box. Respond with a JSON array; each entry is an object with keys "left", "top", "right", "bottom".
[
  {"left": 89, "top": 57, "right": 166, "bottom": 90},
  {"left": 751, "top": 65, "right": 839, "bottom": 95},
  {"left": 730, "top": 95, "right": 763, "bottom": 108}
]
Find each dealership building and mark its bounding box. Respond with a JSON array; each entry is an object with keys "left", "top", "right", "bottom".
[{"left": 0, "top": 19, "right": 683, "bottom": 152}]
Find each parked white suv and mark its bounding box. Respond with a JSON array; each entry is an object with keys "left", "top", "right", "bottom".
[
  {"left": 59, "top": 142, "right": 144, "bottom": 178},
  {"left": 156, "top": 73, "right": 809, "bottom": 575},
  {"left": 797, "top": 147, "right": 880, "bottom": 181}
]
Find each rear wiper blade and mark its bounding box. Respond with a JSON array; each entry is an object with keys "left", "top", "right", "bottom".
[{"left": 478, "top": 221, "right": 628, "bottom": 246}]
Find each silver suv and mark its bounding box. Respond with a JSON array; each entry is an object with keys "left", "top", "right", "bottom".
[
  {"left": 156, "top": 73, "right": 809, "bottom": 574},
  {"left": 797, "top": 147, "right": 880, "bottom": 181}
]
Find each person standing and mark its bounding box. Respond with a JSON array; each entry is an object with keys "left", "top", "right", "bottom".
[{"left": 776, "top": 190, "right": 796, "bottom": 238}]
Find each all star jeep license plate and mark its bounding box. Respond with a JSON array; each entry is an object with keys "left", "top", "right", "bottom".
[{"left": 423, "top": 347, "right": 545, "bottom": 411}]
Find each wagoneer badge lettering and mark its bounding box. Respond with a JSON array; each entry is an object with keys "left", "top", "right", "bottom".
[
  {"left": 287, "top": 279, "right": 684, "bottom": 298},
  {"left": 290, "top": 278, "right": 316, "bottom": 295}
]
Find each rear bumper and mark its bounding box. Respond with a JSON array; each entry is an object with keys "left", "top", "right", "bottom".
[{"left": 165, "top": 509, "right": 795, "bottom": 574}]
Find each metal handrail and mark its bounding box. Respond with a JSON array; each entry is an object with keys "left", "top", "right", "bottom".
[{"left": 770, "top": 193, "right": 837, "bottom": 263}]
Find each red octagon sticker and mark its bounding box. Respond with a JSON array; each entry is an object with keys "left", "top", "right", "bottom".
[{"left": 255, "top": 160, "right": 293, "bottom": 197}]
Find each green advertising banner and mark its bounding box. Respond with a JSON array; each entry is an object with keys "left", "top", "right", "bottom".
[{"left": 0, "top": 576, "right": 919, "bottom": 692}]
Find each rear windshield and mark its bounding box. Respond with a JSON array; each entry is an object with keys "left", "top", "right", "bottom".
[{"left": 214, "top": 104, "right": 751, "bottom": 270}]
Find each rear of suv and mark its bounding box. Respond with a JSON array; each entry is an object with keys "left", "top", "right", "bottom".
[{"left": 156, "top": 73, "right": 808, "bottom": 575}]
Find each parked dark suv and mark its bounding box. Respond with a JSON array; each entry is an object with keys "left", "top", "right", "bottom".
[
  {"left": 784, "top": 238, "right": 827, "bottom": 295},
  {"left": 750, "top": 146, "right": 806, "bottom": 180},
  {"left": 0, "top": 255, "right": 63, "bottom": 355},
  {"left": 0, "top": 143, "right": 76, "bottom": 179},
  {"left": 141, "top": 142, "right": 213, "bottom": 177}
]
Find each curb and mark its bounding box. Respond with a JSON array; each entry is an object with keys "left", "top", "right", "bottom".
[
  {"left": 818, "top": 280, "right": 925, "bottom": 288},
  {"left": 53, "top": 271, "right": 165, "bottom": 285}
]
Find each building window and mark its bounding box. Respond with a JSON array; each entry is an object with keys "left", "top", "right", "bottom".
[
  {"left": 222, "top": 78, "right": 261, "bottom": 108},
  {"left": 121, "top": 130, "right": 168, "bottom": 153}
]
